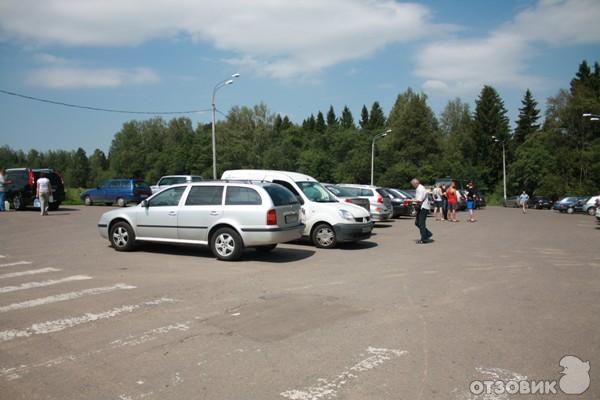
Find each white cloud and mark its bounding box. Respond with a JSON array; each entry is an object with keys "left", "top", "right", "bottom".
[
  {"left": 26, "top": 67, "right": 160, "bottom": 88},
  {"left": 416, "top": 0, "right": 600, "bottom": 96},
  {"left": 0, "top": 0, "right": 452, "bottom": 79}
]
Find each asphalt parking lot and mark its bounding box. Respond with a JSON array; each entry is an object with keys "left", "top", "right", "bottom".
[{"left": 0, "top": 206, "right": 598, "bottom": 400}]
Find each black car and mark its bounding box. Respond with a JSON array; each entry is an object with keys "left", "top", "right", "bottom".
[
  {"left": 4, "top": 168, "right": 66, "bottom": 211},
  {"left": 382, "top": 188, "right": 414, "bottom": 218},
  {"left": 528, "top": 196, "right": 553, "bottom": 210}
]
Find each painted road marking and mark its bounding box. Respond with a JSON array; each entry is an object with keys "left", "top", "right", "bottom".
[
  {"left": 0, "top": 275, "right": 92, "bottom": 294},
  {"left": 0, "top": 255, "right": 5, "bottom": 258},
  {"left": 0, "top": 261, "right": 32, "bottom": 268},
  {"left": 0, "top": 298, "right": 176, "bottom": 342},
  {"left": 0, "top": 268, "right": 61, "bottom": 280},
  {"left": 280, "top": 347, "right": 407, "bottom": 400},
  {"left": 0, "top": 283, "right": 137, "bottom": 313}
]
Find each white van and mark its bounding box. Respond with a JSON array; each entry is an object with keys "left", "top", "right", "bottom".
[{"left": 221, "top": 170, "right": 373, "bottom": 248}]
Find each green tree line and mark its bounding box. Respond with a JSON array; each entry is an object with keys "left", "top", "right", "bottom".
[{"left": 1, "top": 60, "right": 599, "bottom": 200}]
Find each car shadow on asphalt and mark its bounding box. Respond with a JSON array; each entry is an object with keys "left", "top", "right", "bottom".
[
  {"left": 286, "top": 239, "right": 378, "bottom": 250},
  {"left": 132, "top": 243, "right": 316, "bottom": 263}
]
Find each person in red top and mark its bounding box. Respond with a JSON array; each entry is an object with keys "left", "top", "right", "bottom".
[{"left": 446, "top": 181, "right": 459, "bottom": 222}]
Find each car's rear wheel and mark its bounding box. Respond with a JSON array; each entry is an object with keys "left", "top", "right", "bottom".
[
  {"left": 12, "top": 193, "right": 24, "bottom": 210},
  {"left": 255, "top": 244, "right": 277, "bottom": 253},
  {"left": 211, "top": 228, "right": 243, "bottom": 261},
  {"left": 116, "top": 197, "right": 126, "bottom": 207},
  {"left": 567, "top": 207, "right": 574, "bottom": 214},
  {"left": 84, "top": 196, "right": 93, "bottom": 206},
  {"left": 587, "top": 207, "right": 596, "bottom": 216},
  {"left": 110, "top": 222, "right": 136, "bottom": 251},
  {"left": 312, "top": 223, "right": 337, "bottom": 249}
]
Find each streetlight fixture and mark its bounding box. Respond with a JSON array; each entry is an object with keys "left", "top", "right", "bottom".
[
  {"left": 371, "top": 129, "right": 391, "bottom": 186},
  {"left": 211, "top": 73, "right": 241, "bottom": 180},
  {"left": 492, "top": 135, "right": 507, "bottom": 201}
]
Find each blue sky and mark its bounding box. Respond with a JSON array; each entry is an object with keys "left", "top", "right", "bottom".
[{"left": 0, "top": 0, "right": 599, "bottom": 154}]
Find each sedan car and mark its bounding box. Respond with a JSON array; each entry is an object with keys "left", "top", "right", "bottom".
[
  {"left": 336, "top": 184, "right": 393, "bottom": 222},
  {"left": 97, "top": 181, "right": 305, "bottom": 261},
  {"left": 323, "top": 184, "right": 370, "bottom": 212},
  {"left": 528, "top": 196, "right": 553, "bottom": 210},
  {"left": 385, "top": 188, "right": 417, "bottom": 217},
  {"left": 553, "top": 196, "right": 588, "bottom": 214}
]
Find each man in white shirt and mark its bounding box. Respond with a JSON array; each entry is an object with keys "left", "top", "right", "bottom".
[
  {"left": 36, "top": 172, "right": 51, "bottom": 216},
  {"left": 411, "top": 178, "right": 433, "bottom": 244}
]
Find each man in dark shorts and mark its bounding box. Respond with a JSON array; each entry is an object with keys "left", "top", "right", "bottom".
[{"left": 466, "top": 181, "right": 476, "bottom": 222}]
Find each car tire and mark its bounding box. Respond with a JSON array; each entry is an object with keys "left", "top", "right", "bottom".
[
  {"left": 116, "top": 197, "right": 126, "bottom": 207},
  {"left": 84, "top": 196, "right": 93, "bottom": 206},
  {"left": 311, "top": 223, "right": 337, "bottom": 249},
  {"left": 210, "top": 227, "right": 243, "bottom": 261},
  {"left": 567, "top": 207, "right": 574, "bottom": 214},
  {"left": 587, "top": 207, "right": 596, "bottom": 216},
  {"left": 109, "top": 222, "right": 136, "bottom": 252},
  {"left": 12, "top": 193, "right": 24, "bottom": 210},
  {"left": 48, "top": 202, "right": 60, "bottom": 211},
  {"left": 255, "top": 244, "right": 277, "bottom": 253}
]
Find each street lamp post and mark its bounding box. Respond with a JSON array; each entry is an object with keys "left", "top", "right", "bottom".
[
  {"left": 211, "top": 73, "right": 240, "bottom": 180},
  {"left": 492, "top": 136, "right": 506, "bottom": 201},
  {"left": 371, "top": 129, "right": 391, "bottom": 186}
]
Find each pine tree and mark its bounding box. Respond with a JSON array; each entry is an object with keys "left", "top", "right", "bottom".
[
  {"left": 326, "top": 105, "right": 338, "bottom": 130},
  {"left": 472, "top": 85, "right": 510, "bottom": 189},
  {"left": 302, "top": 114, "right": 316, "bottom": 131},
  {"left": 513, "top": 89, "right": 540, "bottom": 146},
  {"left": 340, "top": 106, "right": 354, "bottom": 129},
  {"left": 273, "top": 114, "right": 283, "bottom": 133},
  {"left": 315, "top": 111, "right": 326, "bottom": 133},
  {"left": 359, "top": 105, "right": 369, "bottom": 129},
  {"left": 570, "top": 60, "right": 592, "bottom": 96},
  {"left": 281, "top": 116, "right": 292, "bottom": 131},
  {"left": 69, "top": 147, "right": 90, "bottom": 187},
  {"left": 368, "top": 102, "right": 386, "bottom": 130}
]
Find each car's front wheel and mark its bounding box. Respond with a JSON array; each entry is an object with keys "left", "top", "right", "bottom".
[
  {"left": 110, "top": 222, "right": 136, "bottom": 251},
  {"left": 210, "top": 228, "right": 243, "bottom": 261},
  {"left": 587, "top": 207, "right": 596, "bottom": 216},
  {"left": 84, "top": 196, "right": 93, "bottom": 206},
  {"left": 312, "top": 223, "right": 337, "bottom": 249}
]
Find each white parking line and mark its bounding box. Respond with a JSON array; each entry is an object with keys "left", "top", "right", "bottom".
[
  {"left": 280, "top": 347, "right": 407, "bottom": 400},
  {"left": 0, "top": 298, "right": 176, "bottom": 342},
  {"left": 0, "top": 268, "right": 61, "bottom": 280},
  {"left": 0, "top": 255, "right": 6, "bottom": 258},
  {"left": 0, "top": 261, "right": 32, "bottom": 268},
  {"left": 0, "top": 283, "right": 137, "bottom": 313},
  {"left": 0, "top": 275, "right": 92, "bottom": 294}
]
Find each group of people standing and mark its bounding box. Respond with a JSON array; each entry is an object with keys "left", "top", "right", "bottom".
[{"left": 431, "top": 181, "right": 477, "bottom": 223}]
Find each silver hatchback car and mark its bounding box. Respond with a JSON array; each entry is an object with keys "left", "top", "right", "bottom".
[{"left": 97, "top": 181, "right": 305, "bottom": 261}]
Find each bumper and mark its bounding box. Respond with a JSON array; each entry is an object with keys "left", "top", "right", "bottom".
[
  {"left": 371, "top": 211, "right": 392, "bottom": 221},
  {"left": 98, "top": 224, "right": 109, "bottom": 239},
  {"left": 241, "top": 224, "right": 305, "bottom": 246},
  {"left": 333, "top": 222, "right": 373, "bottom": 242}
]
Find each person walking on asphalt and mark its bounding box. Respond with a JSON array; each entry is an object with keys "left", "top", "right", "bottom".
[
  {"left": 432, "top": 183, "right": 444, "bottom": 221},
  {"left": 466, "top": 181, "right": 477, "bottom": 222},
  {"left": 446, "top": 181, "right": 459, "bottom": 222},
  {"left": 36, "top": 172, "right": 51, "bottom": 216},
  {"left": 0, "top": 168, "right": 11, "bottom": 212},
  {"left": 519, "top": 190, "right": 529, "bottom": 214},
  {"left": 441, "top": 184, "right": 448, "bottom": 221},
  {"left": 411, "top": 178, "right": 433, "bottom": 244}
]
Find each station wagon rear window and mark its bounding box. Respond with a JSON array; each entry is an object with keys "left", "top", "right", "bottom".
[
  {"left": 225, "top": 186, "right": 262, "bottom": 205},
  {"left": 264, "top": 185, "right": 299, "bottom": 206},
  {"left": 185, "top": 186, "right": 223, "bottom": 206}
]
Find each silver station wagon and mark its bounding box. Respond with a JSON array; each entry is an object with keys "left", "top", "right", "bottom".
[{"left": 97, "top": 181, "right": 305, "bottom": 261}]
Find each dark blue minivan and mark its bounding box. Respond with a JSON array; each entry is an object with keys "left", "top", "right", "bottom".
[{"left": 81, "top": 179, "right": 152, "bottom": 207}]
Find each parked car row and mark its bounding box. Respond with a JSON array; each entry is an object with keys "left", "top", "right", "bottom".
[{"left": 503, "top": 194, "right": 600, "bottom": 216}]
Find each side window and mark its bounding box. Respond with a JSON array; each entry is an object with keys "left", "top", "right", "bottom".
[
  {"left": 120, "top": 180, "right": 131, "bottom": 189},
  {"left": 149, "top": 187, "right": 186, "bottom": 207},
  {"left": 225, "top": 186, "right": 262, "bottom": 205},
  {"left": 185, "top": 186, "right": 224, "bottom": 206},
  {"left": 173, "top": 177, "right": 187, "bottom": 184},
  {"left": 361, "top": 189, "right": 374, "bottom": 196},
  {"left": 109, "top": 180, "right": 121, "bottom": 189},
  {"left": 100, "top": 180, "right": 110, "bottom": 188},
  {"left": 273, "top": 180, "right": 304, "bottom": 205}
]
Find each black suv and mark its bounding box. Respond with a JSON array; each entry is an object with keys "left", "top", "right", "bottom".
[{"left": 5, "top": 168, "right": 66, "bottom": 211}]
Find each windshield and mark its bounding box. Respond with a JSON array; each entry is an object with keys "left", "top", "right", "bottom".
[{"left": 297, "top": 181, "right": 338, "bottom": 203}]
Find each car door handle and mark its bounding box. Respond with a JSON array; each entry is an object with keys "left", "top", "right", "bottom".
[
  {"left": 168, "top": 211, "right": 177, "bottom": 216},
  {"left": 210, "top": 211, "right": 220, "bottom": 216}
]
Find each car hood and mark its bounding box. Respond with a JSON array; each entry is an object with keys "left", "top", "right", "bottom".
[
  {"left": 313, "top": 201, "right": 370, "bottom": 218},
  {"left": 98, "top": 206, "right": 138, "bottom": 225}
]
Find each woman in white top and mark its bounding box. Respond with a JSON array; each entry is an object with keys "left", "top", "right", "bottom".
[
  {"left": 432, "top": 184, "right": 443, "bottom": 221},
  {"left": 36, "top": 172, "right": 52, "bottom": 216}
]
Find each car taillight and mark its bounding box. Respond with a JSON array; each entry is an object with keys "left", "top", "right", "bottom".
[
  {"left": 267, "top": 209, "right": 277, "bottom": 225},
  {"left": 28, "top": 170, "right": 35, "bottom": 187},
  {"left": 345, "top": 198, "right": 353, "bottom": 203},
  {"left": 377, "top": 195, "right": 383, "bottom": 204},
  {"left": 403, "top": 199, "right": 412, "bottom": 206}
]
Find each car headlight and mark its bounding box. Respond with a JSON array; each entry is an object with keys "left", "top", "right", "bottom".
[{"left": 338, "top": 209, "right": 354, "bottom": 221}]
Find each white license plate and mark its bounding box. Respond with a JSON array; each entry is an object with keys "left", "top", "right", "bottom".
[{"left": 285, "top": 214, "right": 298, "bottom": 224}]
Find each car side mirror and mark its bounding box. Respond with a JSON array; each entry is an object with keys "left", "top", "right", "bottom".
[{"left": 141, "top": 199, "right": 149, "bottom": 208}]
